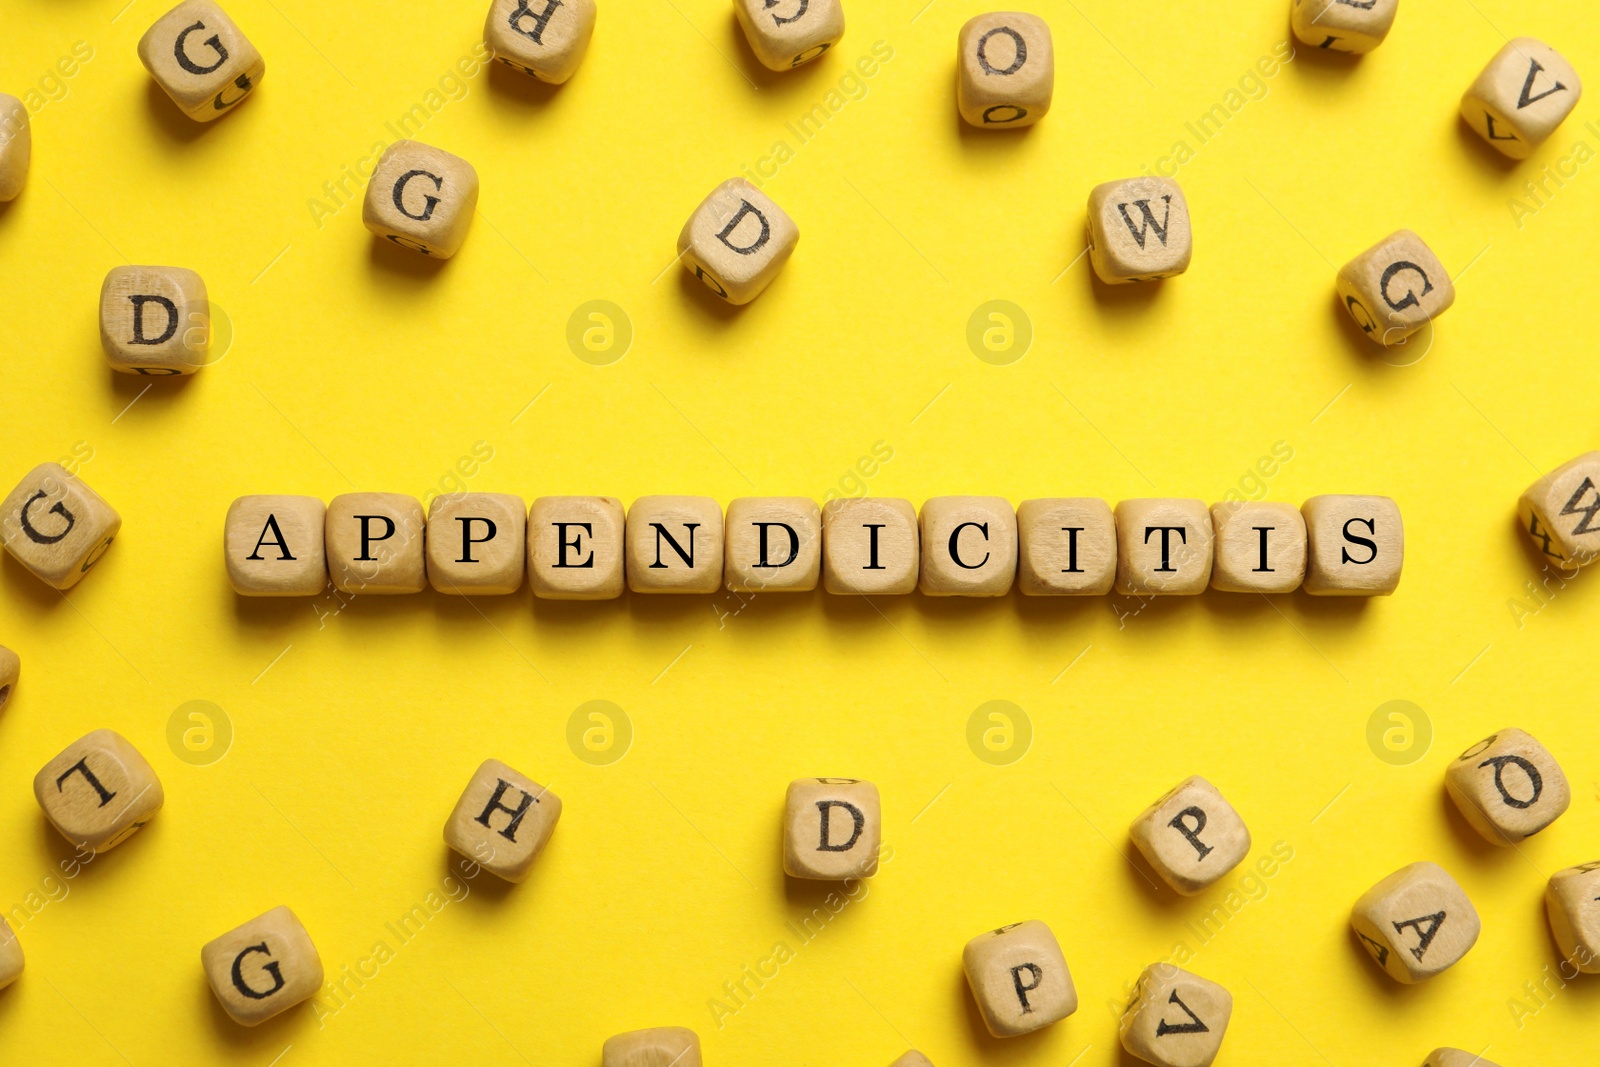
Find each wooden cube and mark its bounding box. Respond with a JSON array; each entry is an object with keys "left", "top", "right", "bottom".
[
  {"left": 443, "top": 758, "right": 561, "bottom": 882},
  {"left": 1017, "top": 498, "right": 1116, "bottom": 595},
  {"left": 1519, "top": 451, "right": 1600, "bottom": 570},
  {"left": 962, "top": 920, "right": 1076, "bottom": 1037},
  {"left": 677, "top": 178, "right": 798, "bottom": 305},
  {"left": 734, "top": 0, "right": 844, "bottom": 71},
  {"left": 0, "top": 94, "right": 30, "bottom": 201},
  {"left": 1351, "top": 862, "right": 1480, "bottom": 983},
  {"left": 0, "top": 917, "right": 21, "bottom": 990},
  {"left": 362, "top": 141, "right": 479, "bottom": 258},
  {"left": 1118, "top": 964, "right": 1232, "bottom": 1067},
  {"left": 1114, "top": 499, "right": 1212, "bottom": 595},
  {"left": 1087, "top": 177, "right": 1192, "bottom": 284},
  {"left": 956, "top": 13, "right": 1053, "bottom": 128},
  {"left": 224, "top": 495, "right": 327, "bottom": 597},
  {"left": 137, "top": 0, "right": 264, "bottom": 121},
  {"left": 1337, "top": 230, "right": 1454, "bottom": 346},
  {"left": 821, "top": 498, "right": 919, "bottom": 595},
  {"left": 528, "top": 496, "right": 626, "bottom": 599},
  {"left": 602, "top": 1028, "right": 702, "bottom": 1067},
  {"left": 1546, "top": 861, "right": 1600, "bottom": 975},
  {"left": 1209, "top": 501, "right": 1306, "bottom": 593},
  {"left": 33, "top": 729, "right": 163, "bottom": 853},
  {"left": 0, "top": 643, "right": 19, "bottom": 711},
  {"left": 1445, "top": 728, "right": 1569, "bottom": 845},
  {"left": 325, "top": 493, "right": 426, "bottom": 595},
  {"left": 625, "top": 496, "right": 723, "bottom": 594},
  {"left": 1461, "top": 38, "right": 1582, "bottom": 160},
  {"left": 1290, "top": 0, "right": 1397, "bottom": 54},
  {"left": 0, "top": 463, "right": 121, "bottom": 590},
  {"left": 783, "top": 778, "right": 880, "bottom": 880},
  {"left": 1130, "top": 776, "right": 1251, "bottom": 896},
  {"left": 725, "top": 497, "right": 820, "bottom": 593},
  {"left": 1426, "top": 1051, "right": 1501, "bottom": 1067},
  {"left": 888, "top": 1054, "right": 934, "bottom": 1067},
  {"left": 918, "top": 496, "right": 1017, "bottom": 596},
  {"left": 99, "top": 265, "right": 208, "bottom": 375},
  {"left": 426, "top": 492, "right": 526, "bottom": 595},
  {"left": 484, "top": 0, "right": 597, "bottom": 83},
  {"left": 1302, "top": 494, "right": 1403, "bottom": 595},
  {"left": 201, "top": 906, "right": 322, "bottom": 1026}
]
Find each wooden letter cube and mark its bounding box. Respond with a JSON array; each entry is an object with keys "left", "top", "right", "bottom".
[
  {"left": 1337, "top": 230, "right": 1454, "bottom": 346},
  {"left": 1426, "top": 1052, "right": 1501, "bottom": 1067},
  {"left": 1088, "top": 178, "right": 1192, "bottom": 284},
  {"left": 363, "top": 141, "right": 479, "bottom": 258},
  {"left": 725, "top": 497, "right": 820, "bottom": 593},
  {"left": 1017, "top": 498, "right": 1116, "bottom": 595},
  {"left": 602, "top": 1027, "right": 702, "bottom": 1067},
  {"left": 678, "top": 178, "right": 798, "bottom": 305},
  {"left": 1462, "top": 38, "right": 1582, "bottom": 160},
  {"left": 1115, "top": 499, "right": 1213, "bottom": 595},
  {"left": 783, "top": 778, "right": 880, "bottom": 880},
  {"left": 34, "top": 729, "right": 163, "bottom": 853},
  {"left": 821, "top": 498, "right": 919, "bottom": 595},
  {"left": 962, "top": 920, "right": 1076, "bottom": 1036},
  {"left": 735, "top": 0, "right": 844, "bottom": 71},
  {"left": 0, "top": 917, "right": 21, "bottom": 990},
  {"left": 0, "top": 643, "right": 20, "bottom": 711},
  {"left": 956, "top": 13, "right": 1053, "bottom": 128},
  {"left": 138, "top": 0, "right": 264, "bottom": 121},
  {"left": 484, "top": 0, "right": 597, "bottom": 83},
  {"left": 201, "top": 906, "right": 322, "bottom": 1026},
  {"left": 1119, "top": 964, "right": 1233, "bottom": 1067},
  {"left": 888, "top": 1054, "right": 933, "bottom": 1067},
  {"left": 99, "top": 265, "right": 208, "bottom": 375},
  {"left": 1445, "top": 728, "right": 1569, "bottom": 845},
  {"left": 1130, "top": 776, "right": 1251, "bottom": 896},
  {"left": 444, "top": 758, "right": 561, "bottom": 882},
  {"left": 0, "top": 463, "right": 120, "bottom": 589},
  {"left": 1519, "top": 451, "right": 1600, "bottom": 570},
  {"left": 225, "top": 495, "right": 327, "bottom": 597},
  {"left": 326, "top": 493, "right": 426, "bottom": 595},
  {"left": 1302, "top": 494, "right": 1403, "bottom": 595},
  {"left": 0, "top": 94, "right": 31, "bottom": 201},
  {"left": 1351, "top": 862, "right": 1480, "bottom": 983},
  {"left": 1209, "top": 501, "right": 1306, "bottom": 593},
  {"left": 918, "top": 496, "right": 1017, "bottom": 596},
  {"left": 426, "top": 492, "right": 526, "bottom": 595},
  {"left": 528, "top": 496, "right": 625, "bottom": 599},
  {"left": 626, "top": 496, "right": 724, "bottom": 594},
  {"left": 1546, "top": 861, "right": 1600, "bottom": 974},
  {"left": 1290, "top": 0, "right": 1397, "bottom": 54}
]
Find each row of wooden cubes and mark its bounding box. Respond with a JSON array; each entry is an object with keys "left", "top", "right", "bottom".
[{"left": 224, "top": 492, "right": 1404, "bottom": 599}]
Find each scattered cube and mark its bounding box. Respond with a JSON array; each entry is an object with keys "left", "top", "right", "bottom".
[
  {"left": 201, "top": 906, "right": 322, "bottom": 1026},
  {"left": 962, "top": 920, "right": 1076, "bottom": 1037},
  {"left": 625, "top": 496, "right": 724, "bottom": 594},
  {"left": 0, "top": 462, "right": 121, "bottom": 590},
  {"left": 484, "top": 0, "right": 597, "bottom": 83},
  {"left": 1290, "top": 0, "right": 1397, "bottom": 54},
  {"left": 444, "top": 758, "right": 562, "bottom": 882},
  {"left": 1130, "top": 776, "right": 1251, "bottom": 896},
  {"left": 1351, "top": 861, "right": 1480, "bottom": 983},
  {"left": 1209, "top": 501, "right": 1306, "bottom": 593},
  {"left": 918, "top": 496, "right": 1017, "bottom": 596},
  {"left": 99, "top": 265, "right": 209, "bottom": 375},
  {"left": 821, "top": 497, "right": 919, "bottom": 595},
  {"left": 1119, "top": 964, "right": 1232, "bottom": 1067},
  {"left": 528, "top": 496, "right": 626, "bottom": 599},
  {"left": 1461, "top": 38, "right": 1582, "bottom": 160},
  {"left": 1114, "top": 499, "right": 1213, "bottom": 595},
  {"left": 1518, "top": 451, "right": 1600, "bottom": 570},
  {"left": 426, "top": 492, "right": 526, "bottom": 595},
  {"left": 734, "top": 0, "right": 844, "bottom": 71},
  {"left": 0, "top": 917, "right": 20, "bottom": 990},
  {"left": 725, "top": 497, "right": 821, "bottom": 593},
  {"left": 363, "top": 140, "right": 479, "bottom": 258},
  {"left": 677, "top": 178, "right": 798, "bottom": 305},
  {"left": 1546, "top": 861, "right": 1600, "bottom": 975},
  {"left": 1302, "top": 494, "right": 1403, "bottom": 595},
  {"left": 0, "top": 643, "right": 18, "bottom": 711},
  {"left": 138, "top": 0, "right": 264, "bottom": 121},
  {"left": 1017, "top": 498, "right": 1116, "bottom": 595},
  {"left": 889, "top": 1054, "right": 934, "bottom": 1067},
  {"left": 1087, "top": 177, "right": 1192, "bottom": 284},
  {"left": 602, "top": 1027, "right": 702, "bottom": 1067},
  {"left": 224, "top": 495, "right": 327, "bottom": 597},
  {"left": 956, "top": 12, "right": 1053, "bottom": 128},
  {"left": 1445, "top": 728, "right": 1569, "bottom": 845},
  {"left": 1337, "top": 230, "right": 1454, "bottom": 346},
  {"left": 783, "top": 778, "right": 880, "bottom": 881},
  {"left": 1426, "top": 1051, "right": 1501, "bottom": 1067},
  {"left": 325, "top": 493, "right": 426, "bottom": 595},
  {"left": 33, "top": 728, "right": 163, "bottom": 853},
  {"left": 0, "top": 94, "right": 30, "bottom": 201}
]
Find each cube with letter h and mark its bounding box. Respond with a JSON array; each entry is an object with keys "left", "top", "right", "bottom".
[
  {"left": 138, "top": 0, "right": 264, "bottom": 121},
  {"left": 202, "top": 906, "right": 323, "bottom": 1026},
  {"left": 678, "top": 178, "right": 798, "bottom": 305},
  {"left": 783, "top": 778, "right": 880, "bottom": 880},
  {"left": 445, "top": 759, "right": 562, "bottom": 882}
]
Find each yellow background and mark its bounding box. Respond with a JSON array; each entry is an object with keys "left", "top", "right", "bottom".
[{"left": 1, "top": 0, "right": 1598, "bottom": 1063}]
